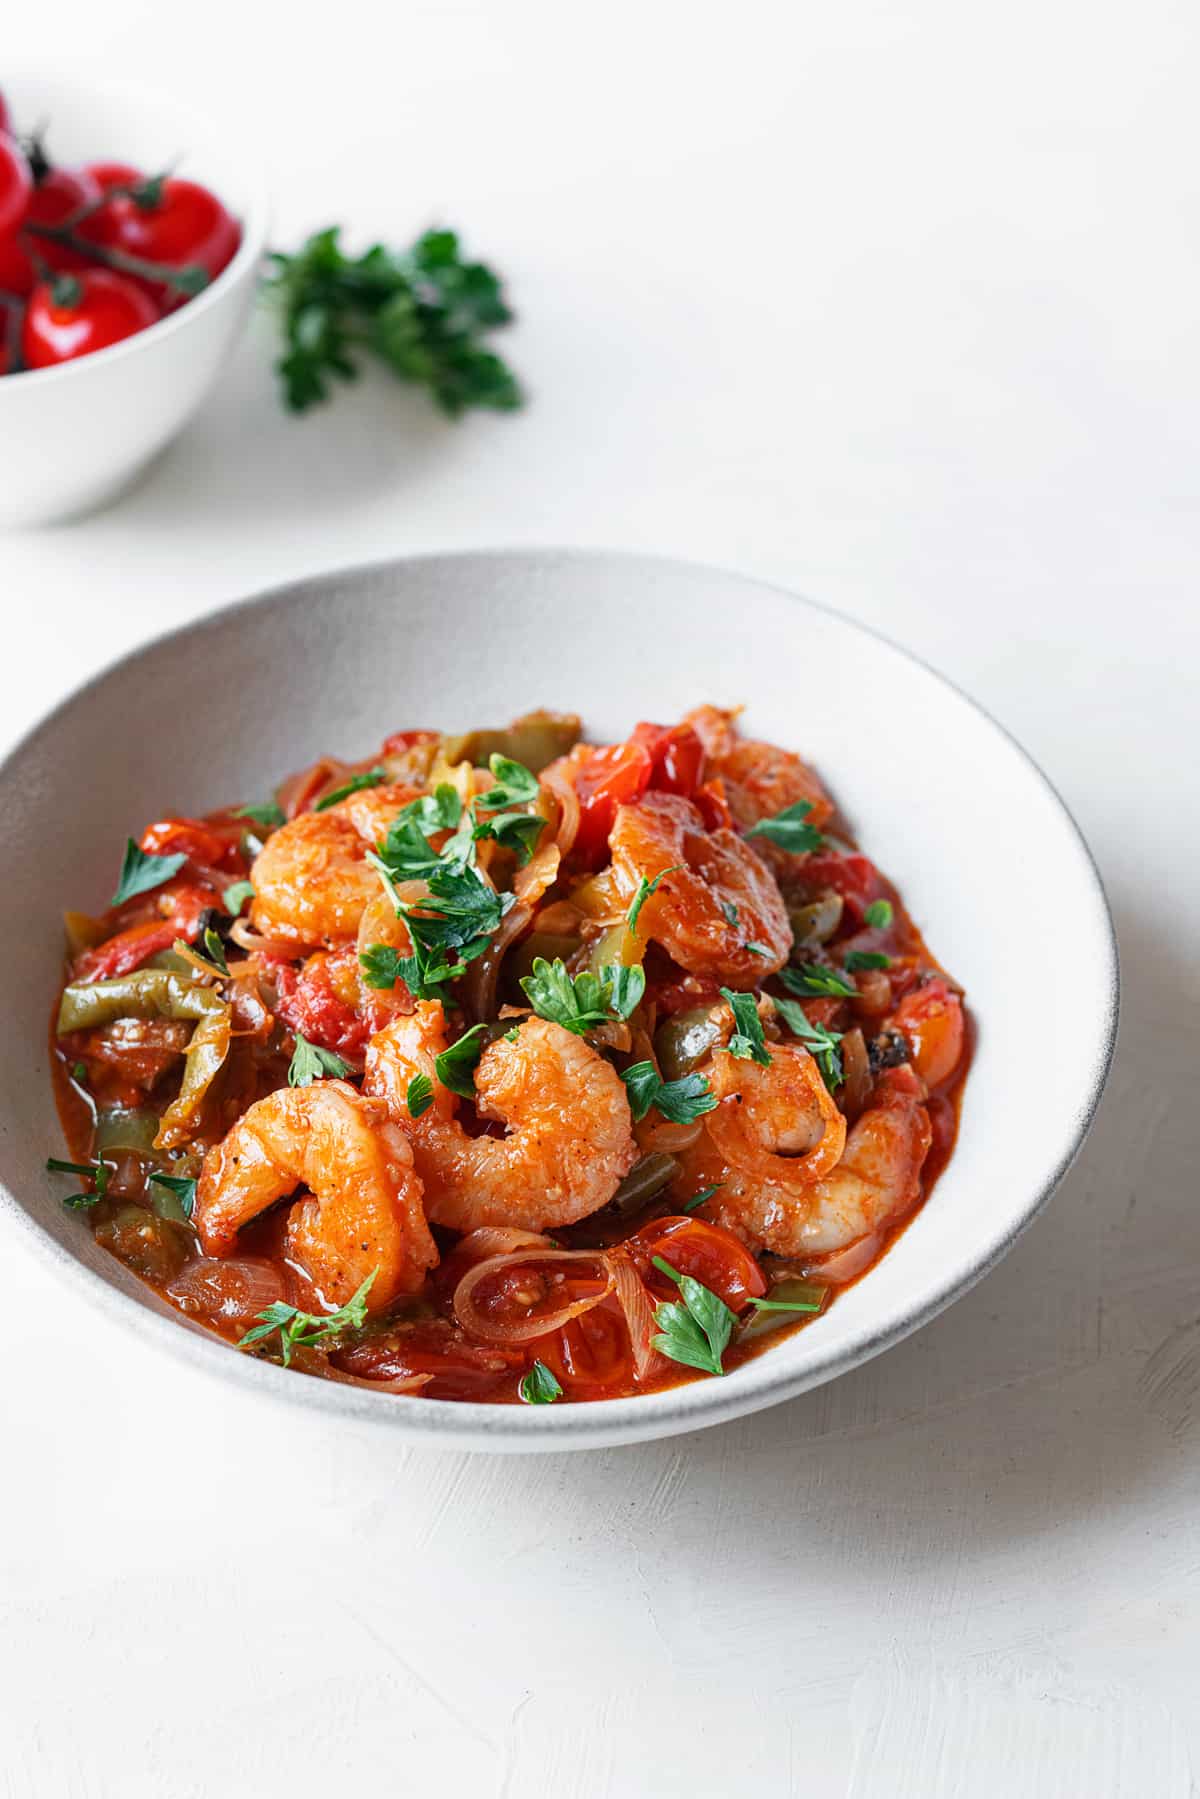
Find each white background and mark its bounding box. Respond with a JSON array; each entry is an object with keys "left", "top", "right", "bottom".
[{"left": 2, "top": 3, "right": 1198, "bottom": 1794}]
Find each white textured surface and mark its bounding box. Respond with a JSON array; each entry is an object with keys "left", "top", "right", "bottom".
[{"left": 1, "top": 2, "right": 1196, "bottom": 1793}]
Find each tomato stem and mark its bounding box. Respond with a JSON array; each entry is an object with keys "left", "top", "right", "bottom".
[{"left": 23, "top": 222, "right": 210, "bottom": 295}]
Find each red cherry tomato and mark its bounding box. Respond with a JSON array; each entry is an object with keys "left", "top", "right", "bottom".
[
  {"left": 623, "top": 1216, "right": 768, "bottom": 1310},
  {"left": 139, "top": 816, "right": 243, "bottom": 871},
  {"left": 102, "top": 177, "right": 239, "bottom": 311},
  {"left": 542, "top": 1303, "right": 636, "bottom": 1398},
  {"left": 0, "top": 165, "right": 99, "bottom": 294},
  {"left": 74, "top": 881, "right": 214, "bottom": 982},
  {"left": 21, "top": 269, "right": 158, "bottom": 368},
  {"left": 572, "top": 741, "right": 653, "bottom": 863},
  {"left": 275, "top": 949, "right": 372, "bottom": 1060},
  {"left": 85, "top": 161, "right": 144, "bottom": 194},
  {"left": 0, "top": 132, "right": 31, "bottom": 239},
  {"left": 630, "top": 721, "right": 706, "bottom": 797},
  {"left": 889, "top": 979, "right": 965, "bottom": 1088},
  {"left": 694, "top": 776, "right": 733, "bottom": 831}
]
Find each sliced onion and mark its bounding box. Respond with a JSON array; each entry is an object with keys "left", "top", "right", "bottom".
[
  {"left": 323, "top": 1366, "right": 434, "bottom": 1396},
  {"left": 540, "top": 763, "right": 580, "bottom": 856},
  {"left": 609, "top": 1250, "right": 664, "bottom": 1382},
  {"left": 453, "top": 1249, "right": 615, "bottom": 1344},
  {"left": 168, "top": 1255, "right": 288, "bottom": 1324},
  {"left": 839, "top": 1027, "right": 872, "bottom": 1121},
  {"left": 455, "top": 1227, "right": 556, "bottom": 1264},
  {"left": 803, "top": 1232, "right": 881, "bottom": 1285},
  {"left": 230, "top": 917, "right": 301, "bottom": 960}
]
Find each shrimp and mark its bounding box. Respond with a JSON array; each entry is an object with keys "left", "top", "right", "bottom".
[
  {"left": 331, "top": 781, "right": 422, "bottom": 848},
  {"left": 364, "top": 1001, "right": 638, "bottom": 1233},
  {"left": 194, "top": 1079, "right": 436, "bottom": 1310},
  {"left": 694, "top": 1063, "right": 931, "bottom": 1258},
  {"left": 684, "top": 704, "right": 834, "bottom": 837},
  {"left": 249, "top": 811, "right": 378, "bottom": 949},
  {"left": 609, "top": 790, "right": 791, "bottom": 985}
]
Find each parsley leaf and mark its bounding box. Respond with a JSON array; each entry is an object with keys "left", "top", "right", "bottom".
[
  {"left": 745, "top": 801, "right": 825, "bottom": 855},
  {"left": 518, "top": 1360, "right": 563, "bottom": 1404},
  {"left": 265, "top": 226, "right": 523, "bottom": 419},
  {"left": 472, "top": 808, "right": 545, "bottom": 865},
  {"left": 359, "top": 944, "right": 407, "bottom": 991},
  {"left": 620, "top": 1062, "right": 717, "bottom": 1125},
  {"left": 720, "top": 899, "right": 739, "bottom": 928},
  {"left": 746, "top": 1285, "right": 826, "bottom": 1315},
  {"left": 111, "top": 839, "right": 186, "bottom": 907},
  {"left": 681, "top": 1184, "right": 722, "bottom": 1214},
  {"left": 314, "top": 767, "right": 387, "bottom": 811},
  {"left": 406, "top": 1073, "right": 434, "bottom": 1119},
  {"left": 844, "top": 949, "right": 892, "bottom": 971},
  {"left": 520, "top": 957, "right": 646, "bottom": 1035},
  {"left": 434, "top": 1023, "right": 491, "bottom": 1097},
  {"left": 288, "top": 1033, "right": 351, "bottom": 1087},
  {"left": 477, "top": 754, "right": 539, "bottom": 809},
  {"left": 202, "top": 926, "right": 229, "bottom": 974},
  {"left": 779, "top": 962, "right": 857, "bottom": 999},
  {"left": 627, "top": 864, "right": 682, "bottom": 937},
  {"left": 720, "top": 987, "right": 771, "bottom": 1065},
  {"left": 222, "top": 879, "right": 255, "bottom": 918},
  {"left": 45, "top": 1155, "right": 109, "bottom": 1210},
  {"left": 239, "top": 1270, "right": 377, "bottom": 1366},
  {"left": 233, "top": 801, "right": 285, "bottom": 830},
  {"left": 774, "top": 996, "right": 844, "bottom": 1089},
  {"left": 149, "top": 1172, "right": 197, "bottom": 1221},
  {"left": 650, "top": 1257, "right": 735, "bottom": 1376},
  {"left": 864, "top": 899, "right": 894, "bottom": 929}
]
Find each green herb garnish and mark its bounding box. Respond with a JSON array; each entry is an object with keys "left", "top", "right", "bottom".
[
  {"left": 477, "top": 754, "right": 539, "bottom": 810},
  {"left": 681, "top": 1184, "right": 722, "bottom": 1214},
  {"left": 358, "top": 944, "right": 407, "bottom": 991},
  {"left": 201, "top": 926, "right": 229, "bottom": 975},
  {"left": 520, "top": 957, "right": 646, "bottom": 1035},
  {"left": 240, "top": 1270, "right": 377, "bottom": 1366},
  {"left": 720, "top": 899, "right": 739, "bottom": 928},
  {"left": 266, "top": 226, "right": 523, "bottom": 419},
  {"left": 627, "top": 864, "right": 682, "bottom": 937},
  {"left": 222, "top": 879, "right": 255, "bottom": 917},
  {"left": 71, "top": 1062, "right": 88, "bottom": 1084},
  {"left": 745, "top": 801, "right": 824, "bottom": 855},
  {"left": 720, "top": 987, "right": 771, "bottom": 1066},
  {"left": 518, "top": 1360, "right": 563, "bottom": 1404},
  {"left": 773, "top": 996, "right": 844, "bottom": 1089},
  {"left": 746, "top": 1286, "right": 826, "bottom": 1315},
  {"left": 434, "top": 1023, "right": 492, "bottom": 1097},
  {"left": 149, "top": 1172, "right": 197, "bottom": 1221},
  {"left": 288, "top": 1033, "right": 351, "bottom": 1087},
  {"left": 651, "top": 1257, "right": 735, "bottom": 1376},
  {"left": 780, "top": 962, "right": 857, "bottom": 999},
  {"left": 233, "top": 801, "right": 285, "bottom": 830},
  {"left": 844, "top": 949, "right": 892, "bottom": 971},
  {"left": 314, "top": 767, "right": 387, "bottom": 811},
  {"left": 864, "top": 899, "right": 894, "bottom": 929},
  {"left": 620, "top": 1062, "right": 717, "bottom": 1125},
  {"left": 406, "top": 1073, "right": 434, "bottom": 1119},
  {"left": 45, "top": 1155, "right": 109, "bottom": 1210},
  {"left": 111, "top": 839, "right": 186, "bottom": 907}
]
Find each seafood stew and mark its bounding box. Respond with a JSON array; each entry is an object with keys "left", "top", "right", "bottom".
[{"left": 47, "top": 706, "right": 969, "bottom": 1407}]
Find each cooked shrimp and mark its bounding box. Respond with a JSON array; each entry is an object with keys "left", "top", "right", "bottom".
[
  {"left": 684, "top": 704, "right": 834, "bottom": 835},
  {"left": 331, "top": 781, "right": 422, "bottom": 847},
  {"left": 705, "top": 1036, "right": 847, "bottom": 1190},
  {"left": 194, "top": 1079, "right": 436, "bottom": 1309},
  {"left": 609, "top": 790, "right": 791, "bottom": 985},
  {"left": 365, "top": 1001, "right": 638, "bottom": 1232},
  {"left": 355, "top": 885, "right": 420, "bottom": 1020},
  {"left": 249, "top": 811, "right": 379, "bottom": 949},
  {"left": 698, "top": 1065, "right": 931, "bottom": 1257}
]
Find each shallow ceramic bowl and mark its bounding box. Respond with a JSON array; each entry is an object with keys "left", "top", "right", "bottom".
[
  {"left": 0, "top": 551, "right": 1118, "bottom": 1451},
  {"left": 0, "top": 73, "right": 269, "bottom": 525}
]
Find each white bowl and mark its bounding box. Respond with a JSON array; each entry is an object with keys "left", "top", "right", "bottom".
[
  {"left": 0, "top": 551, "right": 1118, "bottom": 1451},
  {"left": 0, "top": 73, "right": 269, "bottom": 525}
]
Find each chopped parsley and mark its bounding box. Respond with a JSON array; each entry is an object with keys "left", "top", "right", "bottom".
[
  {"left": 720, "top": 987, "right": 771, "bottom": 1066},
  {"left": 201, "top": 925, "right": 229, "bottom": 974},
  {"left": 651, "top": 1257, "right": 735, "bottom": 1376},
  {"left": 434, "top": 1023, "right": 492, "bottom": 1097},
  {"left": 627, "top": 864, "right": 682, "bottom": 937},
  {"left": 240, "top": 1271, "right": 377, "bottom": 1366},
  {"left": 520, "top": 957, "right": 646, "bottom": 1035},
  {"left": 233, "top": 801, "right": 285, "bottom": 830},
  {"left": 358, "top": 944, "right": 406, "bottom": 990},
  {"left": 844, "top": 949, "right": 892, "bottom": 972},
  {"left": 745, "top": 800, "right": 824, "bottom": 855},
  {"left": 222, "top": 879, "right": 255, "bottom": 917},
  {"left": 406, "top": 1073, "right": 434, "bottom": 1119},
  {"left": 746, "top": 1284, "right": 826, "bottom": 1315},
  {"left": 780, "top": 962, "right": 857, "bottom": 999},
  {"left": 477, "top": 754, "right": 539, "bottom": 810},
  {"left": 620, "top": 1062, "right": 717, "bottom": 1125},
  {"left": 773, "top": 995, "right": 844, "bottom": 1089},
  {"left": 518, "top": 1360, "right": 563, "bottom": 1404},
  {"left": 681, "top": 1184, "right": 722, "bottom": 1214},
  {"left": 45, "top": 1155, "right": 109, "bottom": 1210},
  {"left": 864, "top": 899, "right": 894, "bottom": 929},
  {"left": 720, "top": 899, "right": 740, "bottom": 928},
  {"left": 472, "top": 808, "right": 545, "bottom": 865},
  {"left": 149, "top": 1172, "right": 197, "bottom": 1221},
  {"left": 313, "top": 767, "right": 387, "bottom": 810},
  {"left": 111, "top": 839, "right": 186, "bottom": 907},
  {"left": 288, "top": 1033, "right": 351, "bottom": 1087}
]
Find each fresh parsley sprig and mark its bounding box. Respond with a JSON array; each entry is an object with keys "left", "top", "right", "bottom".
[
  {"left": 844, "top": 949, "right": 892, "bottom": 972},
  {"left": 149, "top": 1172, "right": 198, "bottom": 1222},
  {"left": 620, "top": 1062, "right": 717, "bottom": 1125},
  {"left": 240, "top": 1271, "right": 377, "bottom": 1366},
  {"left": 314, "top": 767, "right": 387, "bottom": 811},
  {"left": 780, "top": 962, "right": 857, "bottom": 1000},
  {"left": 288, "top": 1033, "right": 351, "bottom": 1087},
  {"left": 773, "top": 996, "right": 844, "bottom": 1089},
  {"left": 265, "top": 226, "right": 524, "bottom": 419},
  {"left": 434, "top": 1023, "right": 492, "bottom": 1097},
  {"left": 720, "top": 988, "right": 772, "bottom": 1066},
  {"left": 627, "top": 864, "right": 682, "bottom": 937},
  {"left": 650, "top": 1257, "right": 735, "bottom": 1376},
  {"left": 45, "top": 1155, "right": 110, "bottom": 1210},
  {"left": 222, "top": 880, "right": 255, "bottom": 918},
  {"left": 406, "top": 1073, "right": 434, "bottom": 1119},
  {"left": 111, "top": 839, "right": 186, "bottom": 907},
  {"left": 745, "top": 800, "right": 825, "bottom": 855},
  {"left": 233, "top": 801, "right": 285, "bottom": 831},
  {"left": 520, "top": 957, "right": 646, "bottom": 1035},
  {"left": 518, "top": 1360, "right": 563, "bottom": 1404}
]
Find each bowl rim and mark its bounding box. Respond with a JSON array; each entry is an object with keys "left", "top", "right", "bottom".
[
  {"left": 0, "top": 69, "right": 271, "bottom": 392},
  {"left": 0, "top": 547, "right": 1120, "bottom": 1451}
]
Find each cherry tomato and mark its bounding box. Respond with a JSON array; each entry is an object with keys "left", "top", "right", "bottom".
[
  {"left": 74, "top": 881, "right": 214, "bottom": 982},
  {"left": 630, "top": 721, "right": 706, "bottom": 797},
  {"left": 889, "top": 979, "right": 965, "bottom": 1088},
  {"left": 275, "top": 949, "right": 372, "bottom": 1059},
  {"left": 623, "top": 1215, "right": 768, "bottom": 1309},
  {"left": 85, "top": 161, "right": 144, "bottom": 194},
  {"left": 139, "top": 816, "right": 243, "bottom": 871},
  {"left": 796, "top": 851, "right": 883, "bottom": 923},
  {"left": 21, "top": 268, "right": 158, "bottom": 368},
  {"left": 101, "top": 177, "right": 239, "bottom": 311},
  {"left": 0, "top": 132, "right": 31, "bottom": 240},
  {"left": 0, "top": 165, "right": 100, "bottom": 294},
  {"left": 543, "top": 1303, "right": 636, "bottom": 1398},
  {"left": 694, "top": 776, "right": 733, "bottom": 831},
  {"left": 381, "top": 728, "right": 439, "bottom": 757},
  {"left": 572, "top": 741, "right": 653, "bottom": 863}
]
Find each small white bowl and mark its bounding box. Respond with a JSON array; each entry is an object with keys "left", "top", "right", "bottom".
[
  {"left": 0, "top": 551, "right": 1118, "bottom": 1452},
  {"left": 0, "top": 73, "right": 269, "bottom": 525}
]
